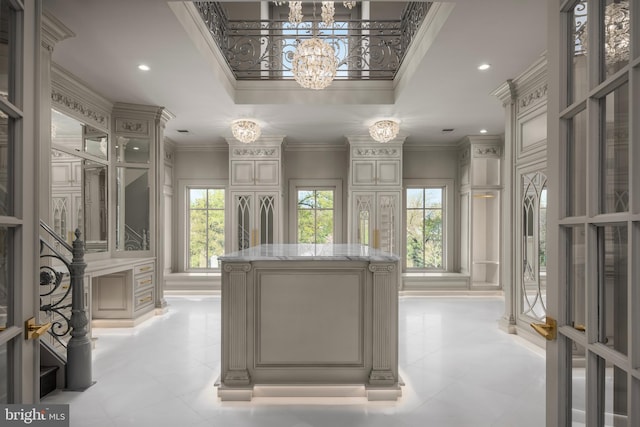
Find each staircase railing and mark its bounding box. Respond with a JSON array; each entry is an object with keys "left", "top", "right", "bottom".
[
  {"left": 124, "top": 224, "right": 148, "bottom": 251},
  {"left": 39, "top": 220, "right": 93, "bottom": 390}
]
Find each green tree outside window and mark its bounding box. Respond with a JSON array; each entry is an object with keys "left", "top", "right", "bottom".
[
  {"left": 406, "top": 188, "right": 443, "bottom": 269},
  {"left": 189, "top": 188, "right": 225, "bottom": 269},
  {"left": 297, "top": 189, "right": 334, "bottom": 244}
]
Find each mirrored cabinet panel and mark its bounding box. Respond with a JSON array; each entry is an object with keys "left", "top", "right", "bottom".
[
  {"left": 51, "top": 109, "right": 109, "bottom": 253},
  {"left": 115, "top": 136, "right": 150, "bottom": 164},
  {"left": 116, "top": 167, "right": 150, "bottom": 251}
]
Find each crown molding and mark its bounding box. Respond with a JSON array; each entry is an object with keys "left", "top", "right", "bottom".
[
  {"left": 51, "top": 64, "right": 113, "bottom": 131},
  {"left": 284, "top": 142, "right": 347, "bottom": 152},
  {"left": 41, "top": 11, "right": 75, "bottom": 51}
]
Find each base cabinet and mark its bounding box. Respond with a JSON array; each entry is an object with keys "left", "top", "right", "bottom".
[{"left": 91, "top": 260, "right": 155, "bottom": 326}]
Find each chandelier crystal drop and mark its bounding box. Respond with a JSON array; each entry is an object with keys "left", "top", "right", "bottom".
[
  {"left": 576, "top": 0, "right": 629, "bottom": 65},
  {"left": 292, "top": 37, "right": 338, "bottom": 90},
  {"left": 603, "top": 1, "right": 629, "bottom": 64},
  {"left": 369, "top": 120, "right": 400, "bottom": 143},
  {"left": 288, "top": 1, "right": 303, "bottom": 25},
  {"left": 343, "top": 1, "right": 356, "bottom": 9},
  {"left": 321, "top": 2, "right": 335, "bottom": 26},
  {"left": 231, "top": 120, "right": 261, "bottom": 144}
]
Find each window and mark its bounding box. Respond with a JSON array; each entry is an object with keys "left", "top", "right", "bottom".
[
  {"left": 188, "top": 188, "right": 225, "bottom": 269},
  {"left": 296, "top": 189, "right": 334, "bottom": 243},
  {"left": 406, "top": 187, "right": 444, "bottom": 269}
]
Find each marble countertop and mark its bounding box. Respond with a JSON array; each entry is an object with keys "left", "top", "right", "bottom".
[{"left": 219, "top": 244, "right": 399, "bottom": 262}]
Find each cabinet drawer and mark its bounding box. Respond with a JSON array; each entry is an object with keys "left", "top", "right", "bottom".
[
  {"left": 134, "top": 289, "right": 154, "bottom": 312},
  {"left": 134, "top": 262, "right": 154, "bottom": 276},
  {"left": 135, "top": 273, "right": 154, "bottom": 291}
]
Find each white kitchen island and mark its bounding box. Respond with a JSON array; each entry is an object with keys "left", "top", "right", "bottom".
[{"left": 217, "top": 243, "right": 401, "bottom": 401}]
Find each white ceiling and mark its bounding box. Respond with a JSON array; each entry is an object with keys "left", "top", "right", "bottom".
[{"left": 44, "top": 0, "right": 547, "bottom": 148}]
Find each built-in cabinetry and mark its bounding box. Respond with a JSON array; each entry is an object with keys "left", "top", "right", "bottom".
[
  {"left": 459, "top": 136, "right": 502, "bottom": 288},
  {"left": 90, "top": 259, "right": 155, "bottom": 327},
  {"left": 51, "top": 153, "right": 82, "bottom": 245},
  {"left": 347, "top": 136, "right": 404, "bottom": 255},
  {"left": 227, "top": 137, "right": 284, "bottom": 251}
]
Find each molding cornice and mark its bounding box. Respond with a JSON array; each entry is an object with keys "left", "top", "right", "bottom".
[
  {"left": 41, "top": 11, "right": 75, "bottom": 52},
  {"left": 51, "top": 64, "right": 112, "bottom": 132},
  {"left": 225, "top": 136, "right": 285, "bottom": 147},
  {"left": 346, "top": 135, "right": 407, "bottom": 145},
  {"left": 284, "top": 142, "right": 347, "bottom": 152}
]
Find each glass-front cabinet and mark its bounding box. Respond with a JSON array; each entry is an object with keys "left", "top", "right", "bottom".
[
  {"left": 50, "top": 108, "right": 109, "bottom": 253},
  {"left": 347, "top": 136, "right": 404, "bottom": 256},
  {"left": 227, "top": 137, "right": 284, "bottom": 251},
  {"left": 351, "top": 191, "right": 399, "bottom": 254},
  {"left": 113, "top": 107, "right": 154, "bottom": 253}
]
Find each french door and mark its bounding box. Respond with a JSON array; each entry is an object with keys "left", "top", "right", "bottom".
[
  {"left": 0, "top": 0, "right": 40, "bottom": 403},
  {"left": 547, "top": 0, "right": 639, "bottom": 424}
]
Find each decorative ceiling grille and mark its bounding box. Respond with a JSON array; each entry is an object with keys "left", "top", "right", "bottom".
[{"left": 194, "top": 2, "right": 431, "bottom": 80}]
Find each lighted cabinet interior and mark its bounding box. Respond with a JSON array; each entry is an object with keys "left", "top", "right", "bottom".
[{"left": 459, "top": 137, "right": 502, "bottom": 288}]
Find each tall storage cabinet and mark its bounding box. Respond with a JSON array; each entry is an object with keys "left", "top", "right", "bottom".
[
  {"left": 227, "top": 137, "right": 284, "bottom": 251},
  {"left": 459, "top": 136, "right": 502, "bottom": 288},
  {"left": 347, "top": 136, "right": 404, "bottom": 256}
]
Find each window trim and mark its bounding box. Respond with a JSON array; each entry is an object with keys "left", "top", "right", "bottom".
[
  {"left": 178, "top": 179, "right": 226, "bottom": 272},
  {"left": 288, "top": 179, "right": 343, "bottom": 244},
  {"left": 403, "top": 179, "right": 454, "bottom": 272}
]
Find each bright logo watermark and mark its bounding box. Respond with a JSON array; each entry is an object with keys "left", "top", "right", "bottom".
[{"left": 1, "top": 405, "right": 69, "bottom": 426}]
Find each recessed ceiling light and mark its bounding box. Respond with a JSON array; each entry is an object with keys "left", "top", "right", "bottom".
[
  {"left": 477, "top": 63, "right": 491, "bottom": 71},
  {"left": 132, "top": 146, "right": 140, "bottom": 150},
  {"left": 480, "top": 129, "right": 488, "bottom": 134},
  {"left": 138, "top": 64, "right": 150, "bottom": 71}
]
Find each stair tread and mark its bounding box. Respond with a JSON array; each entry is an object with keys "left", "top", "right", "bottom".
[{"left": 40, "top": 366, "right": 59, "bottom": 376}]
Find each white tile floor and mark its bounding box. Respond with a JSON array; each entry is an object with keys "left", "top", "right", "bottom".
[{"left": 43, "top": 295, "right": 546, "bottom": 427}]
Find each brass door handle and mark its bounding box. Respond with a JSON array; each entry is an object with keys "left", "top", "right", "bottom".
[
  {"left": 25, "top": 317, "right": 52, "bottom": 340},
  {"left": 531, "top": 317, "right": 557, "bottom": 341}
]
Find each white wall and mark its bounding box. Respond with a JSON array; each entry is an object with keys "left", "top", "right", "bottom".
[
  {"left": 402, "top": 147, "right": 458, "bottom": 180},
  {"left": 283, "top": 148, "right": 349, "bottom": 242},
  {"left": 174, "top": 148, "right": 228, "bottom": 180}
]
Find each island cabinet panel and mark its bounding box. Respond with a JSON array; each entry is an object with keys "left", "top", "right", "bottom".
[{"left": 217, "top": 244, "right": 400, "bottom": 401}]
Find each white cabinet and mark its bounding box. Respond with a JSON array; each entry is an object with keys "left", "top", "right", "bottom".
[
  {"left": 351, "top": 191, "right": 400, "bottom": 255},
  {"left": 347, "top": 136, "right": 404, "bottom": 256},
  {"left": 91, "top": 259, "right": 155, "bottom": 325},
  {"left": 231, "top": 160, "right": 279, "bottom": 186},
  {"left": 227, "top": 137, "right": 284, "bottom": 251},
  {"left": 230, "top": 191, "right": 279, "bottom": 250},
  {"left": 351, "top": 159, "right": 400, "bottom": 186}
]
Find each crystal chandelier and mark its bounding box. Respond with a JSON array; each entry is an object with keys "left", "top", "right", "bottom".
[
  {"left": 603, "top": 1, "right": 629, "bottom": 64},
  {"left": 292, "top": 38, "right": 338, "bottom": 90},
  {"left": 343, "top": 1, "right": 356, "bottom": 9},
  {"left": 576, "top": 0, "right": 629, "bottom": 64},
  {"left": 321, "top": 1, "right": 335, "bottom": 26},
  {"left": 369, "top": 120, "right": 400, "bottom": 143},
  {"left": 288, "top": 1, "right": 303, "bottom": 25},
  {"left": 231, "top": 120, "right": 261, "bottom": 144}
]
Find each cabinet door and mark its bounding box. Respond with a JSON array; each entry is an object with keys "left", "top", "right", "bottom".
[
  {"left": 351, "top": 161, "right": 376, "bottom": 186},
  {"left": 230, "top": 161, "right": 254, "bottom": 186},
  {"left": 352, "top": 192, "right": 374, "bottom": 246},
  {"left": 256, "top": 192, "right": 278, "bottom": 245},
  {"left": 233, "top": 193, "right": 253, "bottom": 250},
  {"left": 377, "top": 160, "right": 400, "bottom": 186},
  {"left": 376, "top": 192, "right": 400, "bottom": 255},
  {"left": 254, "top": 160, "right": 279, "bottom": 186}
]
